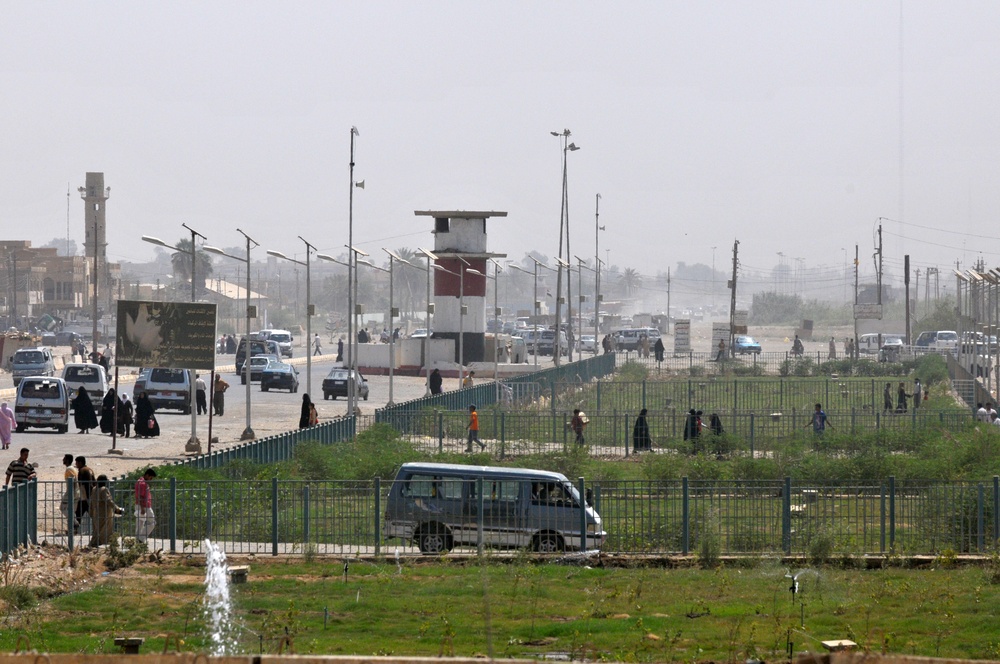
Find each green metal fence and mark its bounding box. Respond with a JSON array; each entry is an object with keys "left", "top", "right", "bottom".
[
  {"left": 374, "top": 353, "right": 617, "bottom": 423},
  {"left": 32, "top": 476, "right": 1000, "bottom": 557},
  {"left": 0, "top": 479, "right": 36, "bottom": 557}
]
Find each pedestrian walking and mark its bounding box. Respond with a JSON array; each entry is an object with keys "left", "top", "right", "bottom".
[
  {"left": 632, "top": 408, "right": 651, "bottom": 452},
  {"left": 195, "top": 374, "right": 208, "bottom": 415},
  {"left": 569, "top": 408, "right": 587, "bottom": 445},
  {"left": 134, "top": 468, "right": 156, "bottom": 543},
  {"left": 0, "top": 401, "right": 14, "bottom": 449},
  {"left": 59, "top": 453, "right": 79, "bottom": 532},
  {"left": 299, "top": 394, "right": 316, "bottom": 429},
  {"left": 466, "top": 405, "right": 484, "bottom": 452},
  {"left": 336, "top": 337, "right": 344, "bottom": 363},
  {"left": 913, "top": 378, "right": 923, "bottom": 410},
  {"left": 314, "top": 333, "right": 322, "bottom": 356},
  {"left": 89, "top": 475, "right": 123, "bottom": 548},
  {"left": 654, "top": 337, "right": 665, "bottom": 363},
  {"left": 883, "top": 382, "right": 894, "bottom": 415},
  {"left": 74, "top": 456, "right": 95, "bottom": 532},
  {"left": 5, "top": 447, "right": 36, "bottom": 487},
  {"left": 896, "top": 382, "right": 910, "bottom": 413},
  {"left": 683, "top": 409, "right": 700, "bottom": 441},
  {"left": 213, "top": 374, "right": 229, "bottom": 416},
  {"left": 806, "top": 403, "right": 833, "bottom": 435},
  {"left": 100, "top": 388, "right": 125, "bottom": 436},
  {"left": 120, "top": 393, "right": 134, "bottom": 438},
  {"left": 134, "top": 392, "right": 160, "bottom": 438},
  {"left": 72, "top": 387, "right": 98, "bottom": 434},
  {"left": 462, "top": 371, "right": 475, "bottom": 388},
  {"left": 429, "top": 368, "right": 443, "bottom": 395}
]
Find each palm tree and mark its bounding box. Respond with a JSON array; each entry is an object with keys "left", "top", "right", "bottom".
[
  {"left": 170, "top": 238, "right": 214, "bottom": 300},
  {"left": 620, "top": 268, "right": 642, "bottom": 298}
]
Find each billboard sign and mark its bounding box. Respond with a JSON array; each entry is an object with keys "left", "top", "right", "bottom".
[
  {"left": 674, "top": 319, "right": 691, "bottom": 353},
  {"left": 116, "top": 300, "right": 217, "bottom": 370},
  {"left": 853, "top": 303, "right": 883, "bottom": 320}
]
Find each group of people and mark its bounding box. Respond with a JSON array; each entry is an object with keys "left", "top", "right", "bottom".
[
  {"left": 882, "top": 378, "right": 923, "bottom": 414},
  {"left": 70, "top": 387, "right": 160, "bottom": 438},
  {"left": 216, "top": 334, "right": 238, "bottom": 354}
]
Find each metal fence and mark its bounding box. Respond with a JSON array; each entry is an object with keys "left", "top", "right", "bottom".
[
  {"left": 29, "top": 475, "right": 1000, "bottom": 557},
  {"left": 0, "top": 479, "right": 36, "bottom": 555},
  {"left": 374, "top": 352, "right": 617, "bottom": 423}
]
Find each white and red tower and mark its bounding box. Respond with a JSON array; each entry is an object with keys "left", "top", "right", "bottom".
[{"left": 415, "top": 210, "right": 507, "bottom": 365}]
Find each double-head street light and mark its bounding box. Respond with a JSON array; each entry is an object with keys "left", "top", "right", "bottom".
[
  {"left": 142, "top": 223, "right": 207, "bottom": 453},
  {"left": 266, "top": 237, "right": 316, "bottom": 396},
  {"left": 382, "top": 248, "right": 409, "bottom": 407},
  {"left": 469, "top": 259, "right": 504, "bottom": 401},
  {"left": 204, "top": 229, "right": 259, "bottom": 441},
  {"left": 551, "top": 129, "right": 580, "bottom": 366}
]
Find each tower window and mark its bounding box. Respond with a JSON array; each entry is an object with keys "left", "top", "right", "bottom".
[{"left": 435, "top": 217, "right": 450, "bottom": 233}]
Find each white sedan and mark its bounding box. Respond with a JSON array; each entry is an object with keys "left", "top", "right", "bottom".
[
  {"left": 578, "top": 334, "right": 597, "bottom": 352},
  {"left": 409, "top": 329, "right": 429, "bottom": 339}
]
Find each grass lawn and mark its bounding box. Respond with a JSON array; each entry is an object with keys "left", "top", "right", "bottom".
[{"left": 4, "top": 556, "right": 1000, "bottom": 661}]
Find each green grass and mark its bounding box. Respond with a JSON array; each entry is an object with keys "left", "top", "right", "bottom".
[{"left": 5, "top": 558, "right": 1000, "bottom": 660}]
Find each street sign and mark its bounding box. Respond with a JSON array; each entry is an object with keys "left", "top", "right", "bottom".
[{"left": 853, "top": 303, "right": 883, "bottom": 320}]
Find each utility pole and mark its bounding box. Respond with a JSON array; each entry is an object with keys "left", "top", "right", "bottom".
[
  {"left": 914, "top": 268, "right": 920, "bottom": 319},
  {"left": 666, "top": 267, "right": 671, "bottom": 334},
  {"left": 904, "top": 255, "right": 910, "bottom": 344},
  {"left": 876, "top": 222, "right": 883, "bottom": 351},
  {"left": 728, "top": 240, "right": 739, "bottom": 356}
]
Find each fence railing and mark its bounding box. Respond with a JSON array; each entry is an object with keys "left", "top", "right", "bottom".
[
  {"left": 373, "top": 408, "right": 974, "bottom": 457},
  {"left": 612, "top": 349, "right": 934, "bottom": 376},
  {"left": 0, "top": 479, "right": 36, "bottom": 556},
  {"left": 30, "top": 476, "right": 1000, "bottom": 557},
  {"left": 374, "top": 352, "right": 616, "bottom": 422}
]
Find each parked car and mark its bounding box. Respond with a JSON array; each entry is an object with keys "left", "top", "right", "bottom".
[
  {"left": 322, "top": 368, "right": 369, "bottom": 400},
  {"left": 261, "top": 362, "right": 299, "bottom": 392},
  {"left": 733, "top": 335, "right": 762, "bottom": 354},
  {"left": 14, "top": 376, "right": 69, "bottom": 433},
  {"left": 242, "top": 354, "right": 279, "bottom": 384},
  {"left": 132, "top": 367, "right": 153, "bottom": 401}
]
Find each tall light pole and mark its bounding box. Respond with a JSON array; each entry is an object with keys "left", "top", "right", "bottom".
[
  {"left": 595, "top": 194, "right": 603, "bottom": 345},
  {"left": 359, "top": 257, "right": 392, "bottom": 404},
  {"left": 575, "top": 256, "right": 598, "bottom": 353},
  {"left": 418, "top": 248, "right": 439, "bottom": 395},
  {"left": 382, "top": 249, "right": 408, "bottom": 407},
  {"left": 551, "top": 129, "right": 580, "bottom": 365},
  {"left": 266, "top": 236, "right": 315, "bottom": 396},
  {"left": 143, "top": 224, "right": 207, "bottom": 453},
  {"left": 204, "top": 228, "right": 259, "bottom": 441},
  {"left": 347, "top": 245, "right": 368, "bottom": 415},
  {"left": 509, "top": 264, "right": 538, "bottom": 368},
  {"left": 347, "top": 126, "right": 363, "bottom": 417}
]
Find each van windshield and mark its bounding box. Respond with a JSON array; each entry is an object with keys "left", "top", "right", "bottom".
[
  {"left": 150, "top": 368, "right": 187, "bottom": 383},
  {"left": 65, "top": 366, "right": 102, "bottom": 382},
  {"left": 15, "top": 351, "right": 45, "bottom": 364},
  {"left": 21, "top": 381, "right": 62, "bottom": 400},
  {"left": 269, "top": 333, "right": 290, "bottom": 343}
]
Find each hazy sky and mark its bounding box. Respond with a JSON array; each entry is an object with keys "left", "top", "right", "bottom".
[{"left": 4, "top": 1, "right": 1000, "bottom": 289}]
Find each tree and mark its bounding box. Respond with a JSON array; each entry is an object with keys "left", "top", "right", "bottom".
[
  {"left": 392, "top": 248, "right": 424, "bottom": 318},
  {"left": 620, "top": 268, "right": 642, "bottom": 297},
  {"left": 40, "top": 237, "right": 78, "bottom": 257},
  {"left": 170, "top": 238, "right": 214, "bottom": 299}
]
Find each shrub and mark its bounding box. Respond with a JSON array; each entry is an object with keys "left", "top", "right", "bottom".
[{"left": 913, "top": 353, "right": 948, "bottom": 386}]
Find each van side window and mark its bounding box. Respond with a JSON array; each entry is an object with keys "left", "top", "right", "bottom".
[
  {"left": 404, "top": 475, "right": 462, "bottom": 500},
  {"left": 532, "top": 481, "right": 576, "bottom": 507},
  {"left": 468, "top": 479, "right": 520, "bottom": 503}
]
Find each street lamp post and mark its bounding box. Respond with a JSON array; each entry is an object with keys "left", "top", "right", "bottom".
[
  {"left": 509, "top": 264, "right": 537, "bottom": 368},
  {"left": 551, "top": 129, "right": 580, "bottom": 365},
  {"left": 266, "top": 236, "right": 315, "bottom": 396},
  {"left": 574, "top": 256, "right": 599, "bottom": 353},
  {"left": 348, "top": 245, "right": 368, "bottom": 415},
  {"left": 358, "top": 257, "right": 392, "bottom": 404},
  {"left": 595, "top": 194, "right": 603, "bottom": 346},
  {"left": 142, "top": 223, "right": 207, "bottom": 453},
  {"left": 382, "top": 249, "right": 409, "bottom": 407},
  {"left": 418, "top": 248, "right": 439, "bottom": 396},
  {"left": 204, "top": 229, "right": 259, "bottom": 441}
]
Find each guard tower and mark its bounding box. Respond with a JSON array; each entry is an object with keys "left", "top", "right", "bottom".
[
  {"left": 80, "top": 173, "right": 109, "bottom": 265},
  {"left": 415, "top": 210, "right": 507, "bottom": 365}
]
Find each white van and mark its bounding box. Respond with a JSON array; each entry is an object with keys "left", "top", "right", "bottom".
[
  {"left": 384, "top": 462, "right": 606, "bottom": 555},
  {"left": 14, "top": 376, "right": 70, "bottom": 433},
  {"left": 264, "top": 329, "right": 294, "bottom": 357},
  {"left": 144, "top": 368, "right": 192, "bottom": 413},
  {"left": 62, "top": 363, "right": 108, "bottom": 410},
  {"left": 10, "top": 347, "right": 57, "bottom": 387},
  {"left": 858, "top": 333, "right": 905, "bottom": 355},
  {"left": 615, "top": 327, "right": 662, "bottom": 352}
]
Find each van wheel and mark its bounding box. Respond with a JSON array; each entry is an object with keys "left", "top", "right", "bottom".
[
  {"left": 57, "top": 425, "right": 68, "bottom": 434},
  {"left": 417, "top": 524, "right": 452, "bottom": 554},
  {"left": 533, "top": 532, "right": 564, "bottom": 553},
  {"left": 15, "top": 424, "right": 25, "bottom": 433},
  {"left": 183, "top": 406, "right": 192, "bottom": 415}
]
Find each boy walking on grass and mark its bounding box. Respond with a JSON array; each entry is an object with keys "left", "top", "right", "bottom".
[{"left": 466, "top": 405, "right": 485, "bottom": 452}]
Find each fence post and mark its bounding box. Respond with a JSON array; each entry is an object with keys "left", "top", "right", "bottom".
[
  {"left": 303, "top": 484, "right": 311, "bottom": 547},
  {"left": 169, "top": 477, "right": 177, "bottom": 554},
  {"left": 682, "top": 477, "right": 689, "bottom": 555},
  {"left": 272, "top": 477, "right": 279, "bottom": 556},
  {"left": 578, "top": 476, "right": 587, "bottom": 551},
  {"left": 597, "top": 379, "right": 602, "bottom": 411},
  {"left": 205, "top": 484, "right": 213, "bottom": 540},
  {"left": 851, "top": 407, "right": 856, "bottom": 434},
  {"left": 888, "top": 475, "right": 896, "bottom": 551},
  {"left": 780, "top": 378, "right": 784, "bottom": 410},
  {"left": 876, "top": 411, "right": 881, "bottom": 430},
  {"left": 500, "top": 411, "right": 506, "bottom": 460},
  {"left": 476, "top": 477, "right": 484, "bottom": 557},
  {"left": 642, "top": 380, "right": 647, "bottom": 411},
  {"left": 994, "top": 476, "right": 999, "bottom": 547},
  {"left": 593, "top": 484, "right": 601, "bottom": 514},
  {"left": 749, "top": 413, "right": 755, "bottom": 457},
  {"left": 374, "top": 477, "right": 381, "bottom": 558},
  {"left": 880, "top": 483, "right": 886, "bottom": 554},
  {"left": 613, "top": 410, "right": 618, "bottom": 451},
  {"left": 687, "top": 379, "right": 692, "bottom": 411},
  {"left": 782, "top": 477, "right": 792, "bottom": 555},
  {"left": 437, "top": 410, "right": 444, "bottom": 454},
  {"left": 978, "top": 483, "right": 985, "bottom": 552},
  {"left": 734, "top": 379, "right": 738, "bottom": 411},
  {"left": 825, "top": 379, "right": 829, "bottom": 407},
  {"left": 67, "top": 477, "right": 75, "bottom": 552}
]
